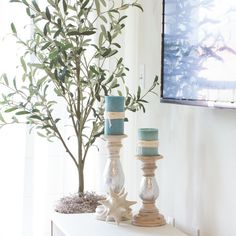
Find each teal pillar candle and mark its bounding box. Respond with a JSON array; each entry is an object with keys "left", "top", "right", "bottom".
[
  {"left": 137, "top": 128, "right": 159, "bottom": 156},
  {"left": 104, "top": 96, "right": 125, "bottom": 135}
]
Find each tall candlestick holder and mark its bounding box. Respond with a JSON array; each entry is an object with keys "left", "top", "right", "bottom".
[
  {"left": 102, "top": 135, "right": 127, "bottom": 193},
  {"left": 132, "top": 155, "right": 166, "bottom": 227},
  {"left": 96, "top": 135, "right": 136, "bottom": 224}
]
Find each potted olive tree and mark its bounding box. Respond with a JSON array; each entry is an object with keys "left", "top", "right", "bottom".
[{"left": 0, "top": 0, "right": 158, "bottom": 212}]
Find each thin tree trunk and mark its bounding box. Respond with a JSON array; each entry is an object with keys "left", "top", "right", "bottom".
[{"left": 78, "top": 163, "right": 84, "bottom": 193}]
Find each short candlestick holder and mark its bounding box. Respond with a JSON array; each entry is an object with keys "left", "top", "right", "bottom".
[{"left": 132, "top": 155, "right": 166, "bottom": 227}]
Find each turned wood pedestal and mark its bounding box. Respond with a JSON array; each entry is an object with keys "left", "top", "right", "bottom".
[
  {"left": 96, "top": 135, "right": 130, "bottom": 222},
  {"left": 102, "top": 135, "right": 127, "bottom": 193},
  {"left": 132, "top": 155, "right": 166, "bottom": 227}
]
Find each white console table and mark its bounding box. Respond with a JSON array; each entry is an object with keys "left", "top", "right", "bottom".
[{"left": 51, "top": 213, "right": 188, "bottom": 236}]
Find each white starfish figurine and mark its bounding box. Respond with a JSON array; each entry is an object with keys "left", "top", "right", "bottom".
[{"left": 97, "top": 188, "right": 136, "bottom": 225}]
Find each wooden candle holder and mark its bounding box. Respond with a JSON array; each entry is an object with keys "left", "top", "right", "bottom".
[
  {"left": 132, "top": 155, "right": 166, "bottom": 227},
  {"left": 96, "top": 135, "right": 135, "bottom": 223},
  {"left": 102, "top": 135, "right": 127, "bottom": 193}
]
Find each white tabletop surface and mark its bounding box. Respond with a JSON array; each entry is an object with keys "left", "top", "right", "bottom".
[{"left": 52, "top": 213, "right": 188, "bottom": 236}]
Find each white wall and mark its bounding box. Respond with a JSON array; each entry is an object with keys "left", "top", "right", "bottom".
[{"left": 123, "top": 1, "right": 236, "bottom": 236}]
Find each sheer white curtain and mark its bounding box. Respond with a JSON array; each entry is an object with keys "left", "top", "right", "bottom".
[{"left": 0, "top": 2, "right": 102, "bottom": 236}]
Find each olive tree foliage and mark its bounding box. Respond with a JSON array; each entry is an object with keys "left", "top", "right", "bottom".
[{"left": 0, "top": 0, "right": 158, "bottom": 193}]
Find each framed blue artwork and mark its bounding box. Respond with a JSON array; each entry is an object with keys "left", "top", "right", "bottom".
[{"left": 161, "top": 0, "right": 236, "bottom": 109}]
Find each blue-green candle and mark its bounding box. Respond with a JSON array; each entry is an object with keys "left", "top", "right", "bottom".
[
  {"left": 137, "top": 128, "right": 159, "bottom": 156},
  {"left": 104, "top": 96, "right": 125, "bottom": 135}
]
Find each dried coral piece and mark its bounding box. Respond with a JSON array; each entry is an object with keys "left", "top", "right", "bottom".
[{"left": 96, "top": 188, "right": 136, "bottom": 225}]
